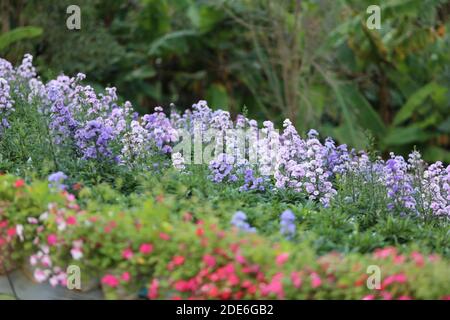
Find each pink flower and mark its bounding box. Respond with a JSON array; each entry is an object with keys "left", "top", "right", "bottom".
[
  {"left": 173, "top": 255, "right": 185, "bottom": 266},
  {"left": 374, "top": 247, "right": 397, "bottom": 259},
  {"left": 203, "top": 254, "right": 216, "bottom": 268},
  {"left": 122, "top": 248, "right": 134, "bottom": 260},
  {"left": 362, "top": 294, "right": 375, "bottom": 300},
  {"left": 14, "top": 179, "right": 25, "bottom": 188},
  {"left": 393, "top": 273, "right": 407, "bottom": 284},
  {"left": 236, "top": 255, "right": 246, "bottom": 265},
  {"left": 148, "top": 279, "right": 159, "bottom": 299},
  {"left": 34, "top": 268, "right": 49, "bottom": 283},
  {"left": 101, "top": 274, "right": 119, "bottom": 288},
  {"left": 47, "top": 234, "right": 57, "bottom": 246},
  {"left": 380, "top": 291, "right": 392, "bottom": 300},
  {"left": 159, "top": 232, "right": 170, "bottom": 241},
  {"left": 261, "top": 273, "right": 284, "bottom": 299},
  {"left": 139, "top": 243, "right": 153, "bottom": 254},
  {"left": 121, "top": 272, "right": 131, "bottom": 282},
  {"left": 291, "top": 271, "right": 302, "bottom": 288},
  {"left": 382, "top": 273, "right": 407, "bottom": 289},
  {"left": 393, "top": 255, "right": 406, "bottom": 265},
  {"left": 411, "top": 252, "right": 424, "bottom": 267},
  {"left": 228, "top": 274, "right": 240, "bottom": 286},
  {"left": 66, "top": 216, "right": 77, "bottom": 225},
  {"left": 398, "top": 296, "right": 412, "bottom": 300},
  {"left": 276, "top": 253, "right": 289, "bottom": 266},
  {"left": 310, "top": 272, "right": 322, "bottom": 288},
  {"left": 7, "top": 228, "right": 16, "bottom": 237}
]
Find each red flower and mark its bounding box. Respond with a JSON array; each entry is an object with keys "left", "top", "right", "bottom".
[
  {"left": 354, "top": 274, "right": 368, "bottom": 287},
  {"left": 208, "top": 285, "right": 219, "bottom": 298},
  {"left": 174, "top": 280, "right": 191, "bottom": 292},
  {"left": 72, "top": 183, "right": 82, "bottom": 191},
  {"left": 220, "top": 288, "right": 232, "bottom": 300},
  {"left": 7, "top": 227, "right": 16, "bottom": 237},
  {"left": 228, "top": 274, "right": 240, "bottom": 286},
  {"left": 196, "top": 227, "right": 204, "bottom": 237},
  {"left": 14, "top": 179, "right": 25, "bottom": 188}
]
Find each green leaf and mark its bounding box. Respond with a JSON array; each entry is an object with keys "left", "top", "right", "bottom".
[
  {"left": 0, "top": 26, "right": 43, "bottom": 51},
  {"left": 124, "top": 66, "right": 156, "bottom": 81},
  {"left": 438, "top": 117, "right": 450, "bottom": 133},
  {"left": 187, "top": 4, "right": 223, "bottom": 33},
  {"left": 340, "top": 84, "right": 386, "bottom": 137},
  {"left": 206, "top": 84, "right": 229, "bottom": 110},
  {"left": 382, "top": 126, "right": 430, "bottom": 146},
  {"left": 393, "top": 82, "right": 442, "bottom": 126},
  {"left": 322, "top": 79, "right": 360, "bottom": 148},
  {"left": 148, "top": 29, "right": 198, "bottom": 55},
  {"left": 423, "top": 146, "right": 450, "bottom": 163}
]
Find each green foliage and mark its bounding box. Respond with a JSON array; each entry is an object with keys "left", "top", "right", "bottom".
[{"left": 0, "top": 27, "right": 43, "bottom": 52}]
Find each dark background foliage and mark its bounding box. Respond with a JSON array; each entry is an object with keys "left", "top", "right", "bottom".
[{"left": 1, "top": 0, "right": 449, "bottom": 161}]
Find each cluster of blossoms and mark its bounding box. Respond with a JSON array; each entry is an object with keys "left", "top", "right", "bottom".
[
  {"left": 230, "top": 211, "right": 256, "bottom": 233},
  {"left": 48, "top": 171, "right": 68, "bottom": 190},
  {"left": 274, "top": 125, "right": 337, "bottom": 207},
  {"left": 383, "top": 153, "right": 417, "bottom": 213},
  {"left": 1, "top": 55, "right": 449, "bottom": 218},
  {"left": 0, "top": 78, "right": 14, "bottom": 135},
  {"left": 279, "top": 209, "right": 296, "bottom": 239}
]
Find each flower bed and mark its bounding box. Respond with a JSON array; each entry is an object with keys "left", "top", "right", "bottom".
[
  {"left": 1, "top": 55, "right": 449, "bottom": 300},
  {"left": 0, "top": 174, "right": 449, "bottom": 300}
]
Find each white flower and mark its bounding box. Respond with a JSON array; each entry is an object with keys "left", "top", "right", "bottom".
[
  {"left": 16, "top": 224, "right": 24, "bottom": 241},
  {"left": 71, "top": 248, "right": 83, "bottom": 260}
]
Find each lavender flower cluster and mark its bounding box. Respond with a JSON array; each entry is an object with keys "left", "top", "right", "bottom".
[{"left": 1, "top": 54, "right": 449, "bottom": 218}]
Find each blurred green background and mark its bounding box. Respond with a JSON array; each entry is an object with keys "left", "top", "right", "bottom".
[{"left": 1, "top": 0, "right": 449, "bottom": 161}]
